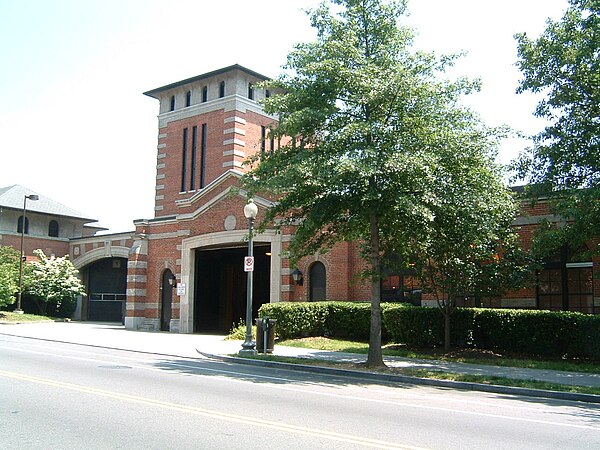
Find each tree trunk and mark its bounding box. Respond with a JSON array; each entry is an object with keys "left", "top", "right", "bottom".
[
  {"left": 367, "top": 210, "right": 385, "bottom": 367},
  {"left": 444, "top": 306, "right": 451, "bottom": 352}
]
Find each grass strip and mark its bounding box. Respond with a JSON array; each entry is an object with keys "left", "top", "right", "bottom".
[
  {"left": 277, "top": 337, "right": 600, "bottom": 374},
  {"left": 238, "top": 353, "right": 600, "bottom": 396},
  {"left": 0, "top": 312, "right": 54, "bottom": 323}
]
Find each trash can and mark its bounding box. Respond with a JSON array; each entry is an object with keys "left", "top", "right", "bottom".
[{"left": 255, "top": 317, "right": 276, "bottom": 353}]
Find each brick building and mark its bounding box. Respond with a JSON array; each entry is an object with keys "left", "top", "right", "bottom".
[
  {"left": 126, "top": 64, "right": 599, "bottom": 333},
  {"left": 0, "top": 184, "right": 135, "bottom": 321}
]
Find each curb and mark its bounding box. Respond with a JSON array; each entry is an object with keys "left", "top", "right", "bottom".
[{"left": 199, "top": 351, "right": 600, "bottom": 404}]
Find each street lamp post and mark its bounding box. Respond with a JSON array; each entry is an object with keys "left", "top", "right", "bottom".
[
  {"left": 240, "top": 198, "right": 258, "bottom": 355},
  {"left": 15, "top": 194, "right": 39, "bottom": 314}
]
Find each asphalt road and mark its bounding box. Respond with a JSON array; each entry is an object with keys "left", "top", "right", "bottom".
[{"left": 2, "top": 334, "right": 600, "bottom": 450}]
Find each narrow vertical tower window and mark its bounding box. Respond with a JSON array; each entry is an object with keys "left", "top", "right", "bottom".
[
  {"left": 181, "top": 128, "right": 188, "bottom": 192},
  {"left": 190, "top": 126, "right": 198, "bottom": 190},
  {"left": 200, "top": 124, "right": 207, "bottom": 189}
]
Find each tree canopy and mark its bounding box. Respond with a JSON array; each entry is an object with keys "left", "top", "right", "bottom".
[
  {"left": 243, "top": 0, "right": 517, "bottom": 364},
  {"left": 513, "top": 0, "right": 600, "bottom": 254}
]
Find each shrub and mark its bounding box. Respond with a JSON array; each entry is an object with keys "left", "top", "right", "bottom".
[
  {"left": 260, "top": 301, "right": 600, "bottom": 359},
  {"left": 325, "top": 302, "right": 371, "bottom": 340},
  {"left": 259, "top": 302, "right": 329, "bottom": 339}
]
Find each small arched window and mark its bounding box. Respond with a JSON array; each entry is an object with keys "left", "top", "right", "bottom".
[
  {"left": 185, "top": 90, "right": 191, "bottom": 107},
  {"left": 48, "top": 220, "right": 59, "bottom": 237},
  {"left": 219, "top": 81, "right": 225, "bottom": 98},
  {"left": 17, "top": 216, "right": 29, "bottom": 234},
  {"left": 202, "top": 86, "right": 208, "bottom": 102},
  {"left": 170, "top": 95, "right": 176, "bottom": 111},
  {"left": 309, "top": 262, "right": 326, "bottom": 302}
]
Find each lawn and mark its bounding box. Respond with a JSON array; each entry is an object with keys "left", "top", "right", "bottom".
[
  {"left": 276, "top": 336, "right": 600, "bottom": 374},
  {"left": 0, "top": 311, "right": 53, "bottom": 323}
]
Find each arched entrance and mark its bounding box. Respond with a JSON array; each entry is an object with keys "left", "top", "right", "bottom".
[
  {"left": 194, "top": 245, "right": 271, "bottom": 333},
  {"left": 309, "top": 261, "right": 326, "bottom": 301},
  {"left": 161, "top": 269, "right": 174, "bottom": 331}
]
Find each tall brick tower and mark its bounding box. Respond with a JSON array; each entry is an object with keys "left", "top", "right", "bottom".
[{"left": 124, "top": 65, "right": 287, "bottom": 333}]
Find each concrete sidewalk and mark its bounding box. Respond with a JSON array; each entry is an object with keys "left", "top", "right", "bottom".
[{"left": 2, "top": 321, "right": 600, "bottom": 394}]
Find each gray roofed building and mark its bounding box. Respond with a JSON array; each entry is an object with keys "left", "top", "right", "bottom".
[{"left": 0, "top": 185, "right": 96, "bottom": 221}]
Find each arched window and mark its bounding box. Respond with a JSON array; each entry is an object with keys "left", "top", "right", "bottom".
[
  {"left": 170, "top": 95, "right": 176, "bottom": 111},
  {"left": 248, "top": 83, "right": 254, "bottom": 100},
  {"left": 17, "top": 216, "right": 29, "bottom": 234},
  {"left": 185, "top": 90, "right": 191, "bottom": 107},
  {"left": 48, "top": 220, "right": 59, "bottom": 237},
  {"left": 202, "top": 86, "right": 208, "bottom": 102},
  {"left": 219, "top": 81, "right": 225, "bottom": 98},
  {"left": 309, "top": 262, "right": 326, "bottom": 302}
]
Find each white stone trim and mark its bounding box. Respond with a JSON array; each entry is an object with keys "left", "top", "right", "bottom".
[
  {"left": 223, "top": 127, "right": 246, "bottom": 136},
  {"left": 156, "top": 173, "right": 165, "bottom": 180},
  {"left": 127, "top": 275, "right": 147, "bottom": 283},
  {"left": 222, "top": 149, "right": 246, "bottom": 157},
  {"left": 126, "top": 288, "right": 147, "bottom": 296},
  {"left": 223, "top": 138, "right": 246, "bottom": 147},
  {"left": 222, "top": 160, "right": 244, "bottom": 168},
  {"left": 128, "top": 261, "right": 148, "bottom": 269},
  {"left": 71, "top": 246, "right": 130, "bottom": 269},
  {"left": 224, "top": 116, "right": 246, "bottom": 125}
]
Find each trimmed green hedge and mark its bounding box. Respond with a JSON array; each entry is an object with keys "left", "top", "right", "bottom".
[{"left": 258, "top": 301, "right": 600, "bottom": 359}]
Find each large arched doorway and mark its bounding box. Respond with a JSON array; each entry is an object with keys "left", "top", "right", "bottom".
[
  {"left": 309, "top": 261, "right": 326, "bottom": 302},
  {"left": 86, "top": 257, "right": 128, "bottom": 322},
  {"left": 193, "top": 245, "right": 271, "bottom": 333},
  {"left": 161, "top": 269, "right": 174, "bottom": 331}
]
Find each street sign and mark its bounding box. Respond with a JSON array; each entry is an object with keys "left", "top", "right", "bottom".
[
  {"left": 176, "top": 283, "right": 186, "bottom": 296},
  {"left": 244, "top": 256, "right": 254, "bottom": 272}
]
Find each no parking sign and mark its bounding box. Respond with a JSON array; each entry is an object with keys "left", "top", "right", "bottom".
[{"left": 244, "top": 256, "right": 254, "bottom": 272}]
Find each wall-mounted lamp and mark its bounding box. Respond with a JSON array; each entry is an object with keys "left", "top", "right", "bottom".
[
  {"left": 168, "top": 273, "right": 177, "bottom": 288},
  {"left": 291, "top": 268, "right": 304, "bottom": 286}
]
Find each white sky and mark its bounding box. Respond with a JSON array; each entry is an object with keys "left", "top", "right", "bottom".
[{"left": 0, "top": 0, "right": 568, "bottom": 233}]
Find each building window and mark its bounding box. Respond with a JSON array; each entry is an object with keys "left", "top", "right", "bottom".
[
  {"left": 190, "top": 126, "right": 198, "bottom": 190},
  {"left": 200, "top": 124, "right": 207, "bottom": 189},
  {"left": 219, "top": 81, "right": 225, "bottom": 98},
  {"left": 48, "top": 220, "right": 59, "bottom": 237},
  {"left": 17, "top": 216, "right": 29, "bottom": 234},
  {"left": 185, "top": 90, "right": 191, "bottom": 107},
  {"left": 265, "top": 89, "right": 271, "bottom": 98},
  {"left": 181, "top": 128, "right": 188, "bottom": 192},
  {"left": 270, "top": 134, "right": 275, "bottom": 155},
  {"left": 202, "top": 86, "right": 208, "bottom": 102},
  {"left": 309, "top": 262, "right": 326, "bottom": 301},
  {"left": 260, "top": 126, "right": 266, "bottom": 157},
  {"left": 170, "top": 95, "right": 176, "bottom": 111},
  {"left": 248, "top": 83, "right": 254, "bottom": 100}
]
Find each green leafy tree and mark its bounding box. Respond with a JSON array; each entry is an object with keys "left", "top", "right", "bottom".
[
  {"left": 243, "top": 0, "right": 512, "bottom": 366},
  {"left": 0, "top": 246, "right": 22, "bottom": 307},
  {"left": 513, "top": 0, "right": 600, "bottom": 256},
  {"left": 401, "top": 164, "right": 530, "bottom": 350},
  {"left": 25, "top": 250, "right": 85, "bottom": 317}
]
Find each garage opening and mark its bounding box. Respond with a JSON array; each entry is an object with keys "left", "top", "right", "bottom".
[
  {"left": 86, "top": 257, "right": 127, "bottom": 322},
  {"left": 194, "top": 245, "right": 271, "bottom": 333}
]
